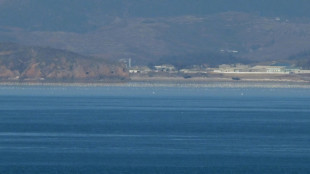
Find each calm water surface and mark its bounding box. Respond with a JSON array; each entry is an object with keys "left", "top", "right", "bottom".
[{"left": 0, "top": 86, "right": 309, "bottom": 174}]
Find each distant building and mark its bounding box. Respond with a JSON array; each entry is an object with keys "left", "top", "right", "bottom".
[
  {"left": 235, "top": 64, "right": 250, "bottom": 69},
  {"left": 119, "top": 58, "right": 132, "bottom": 68},
  {"left": 217, "top": 64, "right": 250, "bottom": 73},
  {"left": 251, "top": 66, "right": 286, "bottom": 73},
  {"left": 128, "top": 58, "right": 132, "bottom": 68},
  {"left": 179, "top": 69, "right": 208, "bottom": 74},
  {"left": 219, "top": 64, "right": 232, "bottom": 69},
  {"left": 215, "top": 64, "right": 291, "bottom": 74},
  {"left": 154, "top": 65, "right": 176, "bottom": 72},
  {"left": 129, "top": 66, "right": 151, "bottom": 74}
]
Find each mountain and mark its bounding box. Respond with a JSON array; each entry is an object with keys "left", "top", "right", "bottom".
[
  {"left": 0, "top": 43, "right": 128, "bottom": 82},
  {"left": 289, "top": 51, "right": 310, "bottom": 70},
  {"left": 1, "top": 0, "right": 310, "bottom": 33},
  {"left": 0, "top": 1, "right": 310, "bottom": 68}
]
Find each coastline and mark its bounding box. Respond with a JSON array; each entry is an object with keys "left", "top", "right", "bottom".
[{"left": 0, "top": 79, "right": 310, "bottom": 89}]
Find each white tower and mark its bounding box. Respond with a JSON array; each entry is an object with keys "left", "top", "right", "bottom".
[{"left": 128, "top": 58, "right": 132, "bottom": 68}]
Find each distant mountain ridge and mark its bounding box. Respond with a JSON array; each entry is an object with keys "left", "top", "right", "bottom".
[
  {"left": 0, "top": 1, "right": 310, "bottom": 68},
  {"left": 1, "top": 0, "right": 310, "bottom": 32},
  {"left": 0, "top": 43, "right": 128, "bottom": 82}
]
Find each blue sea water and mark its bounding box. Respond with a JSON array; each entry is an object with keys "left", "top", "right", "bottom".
[{"left": 0, "top": 86, "right": 310, "bottom": 174}]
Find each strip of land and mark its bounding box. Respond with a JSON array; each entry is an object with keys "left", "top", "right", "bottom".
[{"left": 1, "top": 78, "right": 310, "bottom": 88}]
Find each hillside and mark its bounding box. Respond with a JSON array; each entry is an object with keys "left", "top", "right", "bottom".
[
  {"left": 0, "top": 43, "right": 128, "bottom": 82},
  {"left": 1, "top": 0, "right": 310, "bottom": 33},
  {"left": 0, "top": 1, "right": 310, "bottom": 68},
  {"left": 289, "top": 51, "right": 310, "bottom": 70}
]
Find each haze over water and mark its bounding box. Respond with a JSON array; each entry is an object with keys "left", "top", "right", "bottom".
[{"left": 0, "top": 86, "right": 310, "bottom": 173}]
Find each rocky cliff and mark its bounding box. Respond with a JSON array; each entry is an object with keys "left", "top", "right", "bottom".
[{"left": 0, "top": 43, "right": 129, "bottom": 82}]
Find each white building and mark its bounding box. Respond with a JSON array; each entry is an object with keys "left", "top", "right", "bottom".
[
  {"left": 129, "top": 66, "right": 152, "bottom": 74},
  {"left": 154, "top": 65, "right": 176, "bottom": 72},
  {"left": 215, "top": 65, "right": 290, "bottom": 74},
  {"left": 251, "top": 66, "right": 286, "bottom": 73}
]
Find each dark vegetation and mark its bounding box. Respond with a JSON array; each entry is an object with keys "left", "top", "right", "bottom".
[{"left": 289, "top": 51, "right": 310, "bottom": 69}]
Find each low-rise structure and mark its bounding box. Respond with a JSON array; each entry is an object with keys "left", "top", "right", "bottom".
[
  {"left": 217, "top": 64, "right": 251, "bottom": 73},
  {"left": 179, "top": 69, "right": 208, "bottom": 74},
  {"left": 128, "top": 63, "right": 309, "bottom": 76},
  {"left": 251, "top": 66, "right": 286, "bottom": 73},
  {"left": 154, "top": 64, "right": 177, "bottom": 72},
  {"left": 129, "top": 66, "right": 152, "bottom": 74},
  {"left": 215, "top": 64, "right": 292, "bottom": 74},
  {"left": 179, "top": 65, "right": 210, "bottom": 74}
]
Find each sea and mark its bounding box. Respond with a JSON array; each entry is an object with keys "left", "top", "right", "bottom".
[{"left": 0, "top": 86, "right": 309, "bottom": 174}]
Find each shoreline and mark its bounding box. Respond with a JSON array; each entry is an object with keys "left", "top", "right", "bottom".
[{"left": 0, "top": 80, "right": 310, "bottom": 89}]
